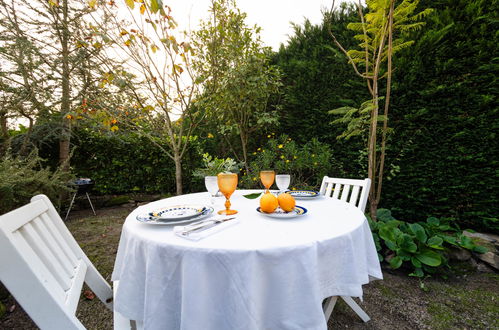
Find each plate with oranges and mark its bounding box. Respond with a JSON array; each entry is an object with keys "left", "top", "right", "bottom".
[
  {"left": 256, "top": 205, "right": 308, "bottom": 219},
  {"left": 257, "top": 192, "right": 308, "bottom": 218}
]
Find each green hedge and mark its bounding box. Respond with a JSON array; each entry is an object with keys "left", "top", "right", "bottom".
[
  {"left": 71, "top": 128, "right": 204, "bottom": 195},
  {"left": 273, "top": 0, "right": 498, "bottom": 232},
  {"left": 383, "top": 0, "right": 498, "bottom": 231}
]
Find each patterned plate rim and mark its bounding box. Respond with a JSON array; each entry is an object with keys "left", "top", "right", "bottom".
[
  {"left": 256, "top": 205, "right": 308, "bottom": 219},
  {"left": 286, "top": 190, "right": 320, "bottom": 198},
  {"left": 137, "top": 206, "right": 214, "bottom": 225},
  {"left": 149, "top": 204, "right": 207, "bottom": 220}
]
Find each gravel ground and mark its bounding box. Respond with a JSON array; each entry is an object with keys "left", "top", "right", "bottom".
[{"left": 1, "top": 206, "right": 498, "bottom": 330}]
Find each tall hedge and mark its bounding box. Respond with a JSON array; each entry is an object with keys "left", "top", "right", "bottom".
[
  {"left": 71, "top": 128, "right": 204, "bottom": 195},
  {"left": 272, "top": 5, "right": 368, "bottom": 178},
  {"left": 274, "top": 0, "right": 498, "bottom": 232},
  {"left": 384, "top": 0, "right": 499, "bottom": 231}
]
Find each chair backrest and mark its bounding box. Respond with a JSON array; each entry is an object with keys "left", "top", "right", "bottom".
[
  {"left": 319, "top": 177, "right": 371, "bottom": 212},
  {"left": 0, "top": 194, "right": 112, "bottom": 330}
]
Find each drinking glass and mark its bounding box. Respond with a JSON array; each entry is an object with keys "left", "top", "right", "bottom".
[
  {"left": 260, "top": 170, "right": 275, "bottom": 194},
  {"left": 276, "top": 174, "right": 291, "bottom": 194},
  {"left": 204, "top": 176, "right": 219, "bottom": 205},
  {"left": 217, "top": 173, "right": 238, "bottom": 215}
]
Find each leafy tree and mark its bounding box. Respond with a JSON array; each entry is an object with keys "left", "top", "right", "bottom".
[
  {"left": 89, "top": 0, "right": 204, "bottom": 195},
  {"left": 0, "top": 0, "right": 111, "bottom": 167},
  {"left": 328, "top": 0, "right": 432, "bottom": 220},
  {"left": 192, "top": 0, "right": 282, "bottom": 172}
]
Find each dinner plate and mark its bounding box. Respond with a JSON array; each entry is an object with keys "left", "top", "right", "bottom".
[
  {"left": 256, "top": 206, "right": 308, "bottom": 219},
  {"left": 137, "top": 206, "right": 214, "bottom": 225},
  {"left": 149, "top": 204, "right": 206, "bottom": 220},
  {"left": 286, "top": 190, "right": 320, "bottom": 199}
]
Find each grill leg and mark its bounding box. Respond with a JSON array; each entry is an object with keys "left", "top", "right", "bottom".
[
  {"left": 65, "top": 191, "right": 78, "bottom": 221},
  {"left": 86, "top": 192, "right": 96, "bottom": 216}
]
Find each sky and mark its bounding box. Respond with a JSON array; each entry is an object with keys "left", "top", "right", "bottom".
[{"left": 163, "top": 0, "right": 345, "bottom": 50}]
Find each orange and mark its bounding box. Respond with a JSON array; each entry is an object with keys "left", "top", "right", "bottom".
[
  {"left": 277, "top": 193, "right": 296, "bottom": 212},
  {"left": 260, "top": 192, "right": 278, "bottom": 213}
]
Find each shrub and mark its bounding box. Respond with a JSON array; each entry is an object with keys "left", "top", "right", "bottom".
[
  {"left": 0, "top": 151, "right": 72, "bottom": 214},
  {"left": 240, "top": 134, "right": 342, "bottom": 189},
  {"left": 369, "top": 209, "right": 487, "bottom": 278},
  {"left": 71, "top": 128, "right": 204, "bottom": 195}
]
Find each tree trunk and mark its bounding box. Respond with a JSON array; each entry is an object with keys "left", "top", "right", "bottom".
[
  {"left": 174, "top": 153, "right": 183, "bottom": 195},
  {"left": 59, "top": 0, "right": 71, "bottom": 171},
  {"left": 19, "top": 116, "right": 34, "bottom": 156},
  {"left": 0, "top": 111, "right": 9, "bottom": 156},
  {"left": 376, "top": 0, "right": 395, "bottom": 207},
  {"left": 367, "top": 80, "right": 379, "bottom": 221},
  {"left": 369, "top": 199, "right": 378, "bottom": 221},
  {"left": 239, "top": 128, "right": 250, "bottom": 174}
]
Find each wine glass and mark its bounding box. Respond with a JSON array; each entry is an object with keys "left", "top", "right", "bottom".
[
  {"left": 217, "top": 173, "right": 238, "bottom": 215},
  {"left": 276, "top": 174, "right": 291, "bottom": 194},
  {"left": 204, "top": 176, "right": 219, "bottom": 205},
  {"left": 260, "top": 170, "right": 275, "bottom": 194}
]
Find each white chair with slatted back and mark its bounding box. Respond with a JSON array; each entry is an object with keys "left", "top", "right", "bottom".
[
  {"left": 319, "top": 176, "right": 372, "bottom": 323},
  {"left": 0, "top": 194, "right": 133, "bottom": 330}
]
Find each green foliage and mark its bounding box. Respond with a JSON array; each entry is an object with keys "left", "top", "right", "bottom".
[
  {"left": 71, "top": 128, "right": 203, "bottom": 195},
  {"left": 272, "top": 6, "right": 367, "bottom": 176},
  {"left": 192, "top": 153, "right": 240, "bottom": 178},
  {"left": 240, "top": 134, "right": 338, "bottom": 189},
  {"left": 329, "top": 99, "right": 382, "bottom": 140},
  {"left": 0, "top": 150, "right": 72, "bottom": 214},
  {"left": 345, "top": 0, "right": 433, "bottom": 75},
  {"left": 274, "top": 0, "right": 498, "bottom": 232},
  {"left": 369, "top": 209, "right": 487, "bottom": 277},
  {"left": 382, "top": 0, "right": 499, "bottom": 231},
  {"left": 193, "top": 0, "right": 282, "bottom": 166}
]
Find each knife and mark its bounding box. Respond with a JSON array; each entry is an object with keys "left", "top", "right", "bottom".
[{"left": 181, "top": 217, "right": 236, "bottom": 236}]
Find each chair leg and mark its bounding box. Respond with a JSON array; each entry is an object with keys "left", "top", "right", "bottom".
[
  {"left": 65, "top": 192, "right": 78, "bottom": 221},
  {"left": 86, "top": 192, "right": 96, "bottom": 216},
  {"left": 323, "top": 296, "right": 338, "bottom": 321},
  {"left": 340, "top": 296, "right": 370, "bottom": 322}
]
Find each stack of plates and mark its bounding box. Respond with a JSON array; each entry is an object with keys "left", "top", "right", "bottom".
[{"left": 136, "top": 204, "right": 213, "bottom": 225}]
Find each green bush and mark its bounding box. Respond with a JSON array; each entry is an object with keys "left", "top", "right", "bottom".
[
  {"left": 240, "top": 134, "right": 341, "bottom": 189},
  {"left": 71, "top": 128, "right": 203, "bottom": 195},
  {"left": 383, "top": 0, "right": 499, "bottom": 232},
  {"left": 0, "top": 151, "right": 72, "bottom": 214},
  {"left": 369, "top": 209, "right": 487, "bottom": 278},
  {"left": 273, "top": 0, "right": 499, "bottom": 232}
]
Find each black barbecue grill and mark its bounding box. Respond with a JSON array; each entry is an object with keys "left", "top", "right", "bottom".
[{"left": 65, "top": 178, "right": 96, "bottom": 220}]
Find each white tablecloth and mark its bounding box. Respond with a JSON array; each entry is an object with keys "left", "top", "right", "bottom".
[{"left": 112, "top": 190, "right": 382, "bottom": 330}]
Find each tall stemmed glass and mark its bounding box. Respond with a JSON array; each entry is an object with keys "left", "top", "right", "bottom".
[
  {"left": 276, "top": 174, "right": 291, "bottom": 194},
  {"left": 260, "top": 170, "right": 275, "bottom": 194},
  {"left": 217, "top": 173, "right": 238, "bottom": 215},
  {"left": 204, "top": 176, "right": 219, "bottom": 205}
]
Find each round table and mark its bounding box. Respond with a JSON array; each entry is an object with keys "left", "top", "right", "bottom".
[{"left": 112, "top": 190, "right": 382, "bottom": 330}]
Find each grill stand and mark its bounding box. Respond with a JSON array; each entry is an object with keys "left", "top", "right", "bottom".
[{"left": 65, "top": 191, "right": 96, "bottom": 221}]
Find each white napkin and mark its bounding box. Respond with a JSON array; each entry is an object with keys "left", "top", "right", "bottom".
[{"left": 173, "top": 217, "right": 240, "bottom": 241}]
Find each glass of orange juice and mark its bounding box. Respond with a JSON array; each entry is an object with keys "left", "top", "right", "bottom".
[
  {"left": 217, "top": 173, "right": 238, "bottom": 215},
  {"left": 260, "top": 170, "right": 275, "bottom": 194}
]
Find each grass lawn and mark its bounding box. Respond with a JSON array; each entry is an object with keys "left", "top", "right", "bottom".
[{"left": 1, "top": 206, "right": 498, "bottom": 329}]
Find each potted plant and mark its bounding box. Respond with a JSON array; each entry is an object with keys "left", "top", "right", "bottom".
[{"left": 193, "top": 153, "right": 240, "bottom": 197}]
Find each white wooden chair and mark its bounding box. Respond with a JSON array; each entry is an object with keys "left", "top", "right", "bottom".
[
  {"left": 0, "top": 194, "right": 133, "bottom": 330},
  {"left": 319, "top": 176, "right": 372, "bottom": 323}
]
